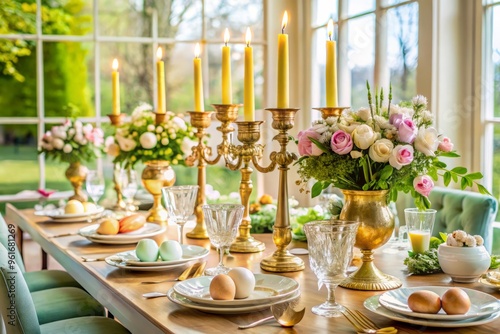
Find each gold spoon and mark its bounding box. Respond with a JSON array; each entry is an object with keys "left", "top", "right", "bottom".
[{"left": 238, "top": 303, "right": 305, "bottom": 329}]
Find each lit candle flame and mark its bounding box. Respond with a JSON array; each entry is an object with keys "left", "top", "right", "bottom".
[
  {"left": 112, "top": 58, "right": 118, "bottom": 71},
  {"left": 281, "top": 11, "right": 288, "bottom": 33},
  {"left": 327, "top": 19, "right": 334, "bottom": 41},
  {"left": 156, "top": 47, "right": 163, "bottom": 60},
  {"left": 195, "top": 43, "right": 201, "bottom": 58},
  {"left": 246, "top": 27, "right": 252, "bottom": 47},
  {"left": 224, "top": 28, "right": 230, "bottom": 46}
]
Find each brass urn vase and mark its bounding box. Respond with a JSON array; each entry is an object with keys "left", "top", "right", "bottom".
[
  {"left": 65, "top": 161, "right": 88, "bottom": 202},
  {"left": 339, "top": 189, "right": 402, "bottom": 291},
  {"left": 141, "top": 160, "right": 176, "bottom": 224}
]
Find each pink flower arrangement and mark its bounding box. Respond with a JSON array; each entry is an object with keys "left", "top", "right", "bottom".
[
  {"left": 296, "top": 90, "right": 489, "bottom": 209},
  {"left": 39, "top": 119, "right": 103, "bottom": 164}
]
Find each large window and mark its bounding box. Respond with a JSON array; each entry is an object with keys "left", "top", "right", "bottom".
[
  {"left": 0, "top": 0, "right": 265, "bottom": 208},
  {"left": 310, "top": 0, "right": 418, "bottom": 109},
  {"left": 483, "top": 1, "right": 500, "bottom": 211}
]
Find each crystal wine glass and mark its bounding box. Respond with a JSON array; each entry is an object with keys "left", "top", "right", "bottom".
[
  {"left": 201, "top": 203, "right": 244, "bottom": 276},
  {"left": 118, "top": 169, "right": 138, "bottom": 214},
  {"left": 162, "top": 185, "right": 199, "bottom": 244},
  {"left": 85, "top": 170, "right": 105, "bottom": 206},
  {"left": 304, "top": 220, "right": 359, "bottom": 317}
]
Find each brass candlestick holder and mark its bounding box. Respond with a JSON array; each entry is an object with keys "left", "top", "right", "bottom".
[
  {"left": 107, "top": 114, "right": 127, "bottom": 210},
  {"left": 226, "top": 121, "right": 266, "bottom": 253},
  {"left": 251, "top": 108, "right": 304, "bottom": 272},
  {"left": 185, "top": 105, "right": 240, "bottom": 239}
]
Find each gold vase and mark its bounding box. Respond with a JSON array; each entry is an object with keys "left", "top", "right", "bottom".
[
  {"left": 65, "top": 161, "right": 88, "bottom": 202},
  {"left": 141, "top": 160, "right": 176, "bottom": 224},
  {"left": 339, "top": 189, "right": 402, "bottom": 291}
]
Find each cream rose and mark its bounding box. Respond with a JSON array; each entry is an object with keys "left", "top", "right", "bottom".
[
  {"left": 352, "top": 124, "right": 378, "bottom": 149},
  {"left": 368, "top": 139, "right": 393, "bottom": 162},
  {"left": 140, "top": 132, "right": 157, "bottom": 149},
  {"left": 414, "top": 127, "right": 439, "bottom": 156}
]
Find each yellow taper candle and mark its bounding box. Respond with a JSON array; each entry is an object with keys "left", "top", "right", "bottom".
[
  {"left": 194, "top": 43, "right": 204, "bottom": 111},
  {"left": 244, "top": 27, "right": 255, "bottom": 121},
  {"left": 111, "top": 58, "right": 120, "bottom": 115},
  {"left": 156, "top": 47, "right": 166, "bottom": 113},
  {"left": 326, "top": 19, "right": 338, "bottom": 107},
  {"left": 222, "top": 28, "right": 232, "bottom": 104},
  {"left": 277, "top": 11, "right": 289, "bottom": 108}
]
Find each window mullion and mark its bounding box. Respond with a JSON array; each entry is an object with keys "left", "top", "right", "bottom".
[
  {"left": 36, "top": 0, "right": 45, "bottom": 190},
  {"left": 374, "top": 0, "right": 389, "bottom": 89}
]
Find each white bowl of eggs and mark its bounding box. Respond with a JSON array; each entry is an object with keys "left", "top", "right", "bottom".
[{"left": 437, "top": 231, "right": 490, "bottom": 283}]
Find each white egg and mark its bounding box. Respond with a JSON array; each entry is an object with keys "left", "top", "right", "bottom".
[
  {"left": 135, "top": 239, "right": 159, "bottom": 262},
  {"left": 159, "top": 240, "right": 183, "bottom": 261},
  {"left": 227, "top": 267, "right": 255, "bottom": 299}
]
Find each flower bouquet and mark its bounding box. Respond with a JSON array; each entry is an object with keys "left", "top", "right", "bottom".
[
  {"left": 105, "top": 103, "right": 196, "bottom": 168},
  {"left": 296, "top": 85, "right": 490, "bottom": 209}
]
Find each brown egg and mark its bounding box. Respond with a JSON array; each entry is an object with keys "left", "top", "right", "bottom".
[
  {"left": 407, "top": 290, "right": 442, "bottom": 314},
  {"left": 441, "top": 288, "right": 471, "bottom": 315},
  {"left": 209, "top": 274, "right": 236, "bottom": 300}
]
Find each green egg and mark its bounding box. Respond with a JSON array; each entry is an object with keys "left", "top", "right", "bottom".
[{"left": 135, "top": 239, "right": 159, "bottom": 262}]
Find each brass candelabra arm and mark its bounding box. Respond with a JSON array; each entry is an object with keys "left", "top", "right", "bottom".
[
  {"left": 252, "top": 154, "right": 276, "bottom": 173},
  {"left": 225, "top": 145, "right": 244, "bottom": 171}
]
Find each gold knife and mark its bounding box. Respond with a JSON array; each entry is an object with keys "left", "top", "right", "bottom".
[{"left": 190, "top": 261, "right": 207, "bottom": 279}]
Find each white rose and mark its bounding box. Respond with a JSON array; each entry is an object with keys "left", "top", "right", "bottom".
[
  {"left": 63, "top": 144, "right": 73, "bottom": 153},
  {"left": 352, "top": 124, "right": 378, "bottom": 149},
  {"left": 414, "top": 127, "right": 439, "bottom": 156},
  {"left": 140, "top": 132, "right": 157, "bottom": 149},
  {"left": 74, "top": 120, "right": 82, "bottom": 129},
  {"left": 350, "top": 150, "right": 363, "bottom": 159},
  {"left": 374, "top": 115, "right": 394, "bottom": 130},
  {"left": 181, "top": 137, "right": 197, "bottom": 154},
  {"left": 68, "top": 128, "right": 76, "bottom": 136},
  {"left": 52, "top": 127, "right": 67, "bottom": 140},
  {"left": 42, "top": 142, "right": 53, "bottom": 151},
  {"left": 337, "top": 122, "right": 359, "bottom": 134},
  {"left": 357, "top": 107, "right": 371, "bottom": 122},
  {"left": 172, "top": 117, "right": 188, "bottom": 131},
  {"left": 52, "top": 138, "right": 64, "bottom": 150},
  {"left": 74, "top": 134, "right": 84, "bottom": 144},
  {"left": 368, "top": 139, "right": 394, "bottom": 162}
]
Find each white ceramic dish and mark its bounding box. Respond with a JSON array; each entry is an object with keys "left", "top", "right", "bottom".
[
  {"left": 35, "top": 206, "right": 105, "bottom": 222},
  {"left": 378, "top": 286, "right": 500, "bottom": 320},
  {"left": 78, "top": 223, "right": 166, "bottom": 244},
  {"left": 173, "top": 274, "right": 299, "bottom": 307},
  {"left": 479, "top": 276, "right": 500, "bottom": 290},
  {"left": 104, "top": 259, "right": 187, "bottom": 271},
  {"left": 105, "top": 245, "right": 209, "bottom": 267},
  {"left": 437, "top": 244, "right": 491, "bottom": 283},
  {"left": 365, "top": 295, "right": 500, "bottom": 328},
  {"left": 167, "top": 288, "right": 301, "bottom": 314}
]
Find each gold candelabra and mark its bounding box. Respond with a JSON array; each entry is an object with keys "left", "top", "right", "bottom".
[
  {"left": 251, "top": 108, "right": 304, "bottom": 272},
  {"left": 107, "top": 114, "right": 127, "bottom": 211}
]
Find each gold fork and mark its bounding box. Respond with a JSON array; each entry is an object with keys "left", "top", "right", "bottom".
[
  {"left": 342, "top": 307, "right": 397, "bottom": 334},
  {"left": 140, "top": 261, "right": 206, "bottom": 284}
]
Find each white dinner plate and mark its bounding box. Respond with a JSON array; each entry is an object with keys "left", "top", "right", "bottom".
[
  {"left": 173, "top": 274, "right": 300, "bottom": 307},
  {"left": 365, "top": 295, "right": 500, "bottom": 328},
  {"left": 35, "top": 206, "right": 105, "bottom": 222},
  {"left": 479, "top": 276, "right": 500, "bottom": 290},
  {"left": 167, "top": 288, "right": 301, "bottom": 314},
  {"left": 105, "top": 245, "right": 209, "bottom": 267},
  {"left": 378, "top": 286, "right": 500, "bottom": 321},
  {"left": 78, "top": 223, "right": 166, "bottom": 244},
  {"left": 104, "top": 258, "right": 187, "bottom": 271}
]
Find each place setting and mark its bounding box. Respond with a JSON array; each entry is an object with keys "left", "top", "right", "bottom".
[{"left": 34, "top": 200, "right": 105, "bottom": 223}]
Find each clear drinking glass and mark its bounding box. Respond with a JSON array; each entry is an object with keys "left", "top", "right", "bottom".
[
  {"left": 202, "top": 204, "right": 244, "bottom": 276},
  {"left": 405, "top": 208, "right": 437, "bottom": 254},
  {"left": 85, "top": 170, "right": 105, "bottom": 205},
  {"left": 162, "top": 185, "right": 199, "bottom": 244},
  {"left": 118, "top": 169, "right": 138, "bottom": 214},
  {"left": 304, "top": 220, "right": 359, "bottom": 317}
]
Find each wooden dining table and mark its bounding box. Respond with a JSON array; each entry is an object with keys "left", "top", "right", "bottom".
[{"left": 6, "top": 203, "right": 500, "bottom": 334}]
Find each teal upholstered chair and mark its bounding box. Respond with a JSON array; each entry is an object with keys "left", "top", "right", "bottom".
[
  {"left": 0, "top": 214, "right": 81, "bottom": 292},
  {"left": 396, "top": 187, "right": 498, "bottom": 252},
  {"left": 0, "top": 244, "right": 130, "bottom": 334}
]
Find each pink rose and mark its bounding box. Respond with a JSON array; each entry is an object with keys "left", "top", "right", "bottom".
[
  {"left": 330, "top": 130, "right": 353, "bottom": 155},
  {"left": 389, "top": 145, "right": 414, "bottom": 170},
  {"left": 413, "top": 175, "right": 434, "bottom": 197},
  {"left": 389, "top": 113, "right": 404, "bottom": 127},
  {"left": 398, "top": 118, "right": 417, "bottom": 144},
  {"left": 297, "top": 128, "right": 323, "bottom": 156},
  {"left": 438, "top": 137, "right": 454, "bottom": 152}
]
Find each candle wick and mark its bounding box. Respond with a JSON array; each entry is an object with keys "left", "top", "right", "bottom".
[
  {"left": 246, "top": 41, "right": 250, "bottom": 47},
  {"left": 225, "top": 41, "right": 227, "bottom": 47},
  {"left": 282, "top": 27, "right": 285, "bottom": 34}
]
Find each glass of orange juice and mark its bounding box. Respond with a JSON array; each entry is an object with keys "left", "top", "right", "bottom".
[{"left": 404, "top": 208, "right": 437, "bottom": 253}]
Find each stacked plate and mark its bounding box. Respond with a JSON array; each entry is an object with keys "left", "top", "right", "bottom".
[
  {"left": 104, "top": 245, "right": 209, "bottom": 271},
  {"left": 35, "top": 206, "right": 105, "bottom": 223},
  {"left": 78, "top": 223, "right": 166, "bottom": 244},
  {"left": 168, "top": 274, "right": 301, "bottom": 314},
  {"left": 365, "top": 286, "right": 500, "bottom": 328}
]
